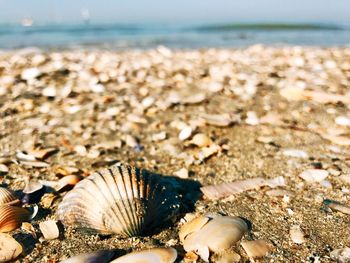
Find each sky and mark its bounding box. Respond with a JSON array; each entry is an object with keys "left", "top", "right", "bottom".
[{"left": 0, "top": 0, "right": 350, "bottom": 25}]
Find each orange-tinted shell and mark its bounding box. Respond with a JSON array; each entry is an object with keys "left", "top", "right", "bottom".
[
  {"left": 0, "top": 205, "right": 32, "bottom": 232},
  {"left": 0, "top": 187, "right": 20, "bottom": 206}
]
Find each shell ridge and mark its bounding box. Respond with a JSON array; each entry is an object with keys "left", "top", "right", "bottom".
[
  {"left": 102, "top": 167, "right": 132, "bottom": 235},
  {"left": 116, "top": 165, "right": 138, "bottom": 236}
]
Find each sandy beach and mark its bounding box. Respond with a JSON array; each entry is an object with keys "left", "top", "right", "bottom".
[{"left": 1, "top": 45, "right": 350, "bottom": 262}]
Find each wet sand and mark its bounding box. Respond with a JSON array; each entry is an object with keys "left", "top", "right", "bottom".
[{"left": 0, "top": 45, "right": 350, "bottom": 262}]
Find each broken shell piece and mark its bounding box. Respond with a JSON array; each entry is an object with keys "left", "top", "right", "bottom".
[
  {"left": 330, "top": 247, "right": 350, "bottom": 263},
  {"left": 265, "top": 189, "right": 294, "bottom": 197},
  {"left": 173, "top": 168, "right": 189, "bottom": 179},
  {"left": 335, "top": 116, "right": 350, "bottom": 126},
  {"left": 0, "top": 205, "right": 36, "bottom": 232},
  {"left": 197, "top": 144, "right": 221, "bottom": 161},
  {"left": 179, "top": 126, "right": 193, "bottom": 141},
  {"left": 152, "top": 131, "right": 167, "bottom": 142},
  {"left": 323, "top": 199, "right": 350, "bottom": 215},
  {"left": 111, "top": 247, "right": 177, "bottom": 263},
  {"left": 21, "top": 222, "right": 37, "bottom": 238},
  {"left": 0, "top": 233, "right": 23, "bottom": 262},
  {"left": 299, "top": 169, "right": 329, "bottom": 183},
  {"left": 22, "top": 181, "right": 44, "bottom": 204},
  {"left": 0, "top": 164, "right": 9, "bottom": 174},
  {"left": 26, "top": 147, "right": 57, "bottom": 160},
  {"left": 241, "top": 240, "right": 274, "bottom": 259},
  {"left": 0, "top": 187, "right": 20, "bottom": 206},
  {"left": 199, "top": 113, "right": 238, "bottom": 127},
  {"left": 62, "top": 250, "right": 118, "bottom": 263},
  {"left": 39, "top": 220, "right": 59, "bottom": 240},
  {"left": 201, "top": 176, "right": 285, "bottom": 200},
  {"left": 57, "top": 163, "right": 181, "bottom": 236},
  {"left": 180, "top": 214, "right": 250, "bottom": 262},
  {"left": 289, "top": 225, "right": 306, "bottom": 244},
  {"left": 188, "top": 133, "right": 212, "bottom": 147},
  {"left": 57, "top": 175, "right": 83, "bottom": 191},
  {"left": 282, "top": 149, "right": 308, "bottom": 158},
  {"left": 215, "top": 251, "right": 241, "bottom": 263}
]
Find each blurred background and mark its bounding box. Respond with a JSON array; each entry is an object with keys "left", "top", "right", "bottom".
[{"left": 0, "top": 0, "right": 350, "bottom": 49}]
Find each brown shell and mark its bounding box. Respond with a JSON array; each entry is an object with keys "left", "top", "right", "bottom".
[
  {"left": 57, "top": 163, "right": 181, "bottom": 236},
  {"left": 0, "top": 187, "right": 20, "bottom": 206},
  {"left": 0, "top": 205, "right": 32, "bottom": 232}
]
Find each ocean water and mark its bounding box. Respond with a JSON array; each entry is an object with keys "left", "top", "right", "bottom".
[{"left": 0, "top": 23, "right": 349, "bottom": 50}]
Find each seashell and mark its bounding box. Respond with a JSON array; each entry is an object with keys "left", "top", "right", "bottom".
[
  {"left": 282, "top": 149, "right": 308, "bottom": 158},
  {"left": 335, "top": 116, "right": 350, "bottom": 126},
  {"left": 289, "top": 225, "right": 306, "bottom": 244},
  {"left": 330, "top": 247, "right": 350, "bottom": 263},
  {"left": 0, "top": 205, "right": 37, "bottom": 232},
  {"left": 323, "top": 199, "right": 350, "bottom": 215},
  {"left": 299, "top": 169, "right": 329, "bottom": 183},
  {"left": 180, "top": 214, "right": 250, "bottom": 262},
  {"left": 178, "top": 126, "right": 192, "bottom": 141},
  {"left": 173, "top": 168, "right": 189, "bottom": 179},
  {"left": 21, "top": 222, "right": 37, "bottom": 238},
  {"left": 22, "top": 181, "right": 44, "bottom": 204},
  {"left": 199, "top": 113, "right": 238, "bottom": 127},
  {"left": 200, "top": 176, "right": 285, "bottom": 200},
  {"left": 0, "top": 187, "right": 20, "bottom": 206},
  {"left": 0, "top": 164, "right": 9, "bottom": 174},
  {"left": 241, "top": 240, "right": 274, "bottom": 259},
  {"left": 197, "top": 144, "right": 221, "bottom": 162},
  {"left": 57, "top": 163, "right": 181, "bottom": 236},
  {"left": 189, "top": 133, "right": 212, "bottom": 147},
  {"left": 0, "top": 233, "right": 23, "bottom": 262},
  {"left": 62, "top": 250, "right": 118, "bottom": 263},
  {"left": 215, "top": 251, "right": 241, "bottom": 263},
  {"left": 39, "top": 220, "right": 59, "bottom": 240},
  {"left": 111, "top": 247, "right": 177, "bottom": 263}
]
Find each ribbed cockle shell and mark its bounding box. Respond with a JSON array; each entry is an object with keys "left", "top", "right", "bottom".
[
  {"left": 57, "top": 163, "right": 181, "bottom": 236},
  {"left": 0, "top": 187, "right": 20, "bottom": 206},
  {"left": 0, "top": 205, "right": 35, "bottom": 232}
]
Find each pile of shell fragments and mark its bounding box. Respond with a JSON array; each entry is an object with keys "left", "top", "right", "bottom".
[{"left": 0, "top": 45, "right": 350, "bottom": 262}]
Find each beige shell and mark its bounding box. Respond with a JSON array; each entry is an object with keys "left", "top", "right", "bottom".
[
  {"left": 57, "top": 163, "right": 181, "bottom": 236},
  {"left": 0, "top": 205, "right": 34, "bottom": 232},
  {"left": 180, "top": 214, "right": 250, "bottom": 261},
  {"left": 0, "top": 233, "right": 23, "bottom": 262},
  {"left": 0, "top": 187, "right": 20, "bottom": 206},
  {"left": 241, "top": 240, "right": 274, "bottom": 259},
  {"left": 110, "top": 248, "right": 177, "bottom": 263}
]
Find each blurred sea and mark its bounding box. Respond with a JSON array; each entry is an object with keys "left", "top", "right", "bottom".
[{"left": 0, "top": 22, "right": 349, "bottom": 50}]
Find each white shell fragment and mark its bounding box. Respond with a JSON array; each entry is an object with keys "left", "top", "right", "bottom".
[
  {"left": 39, "top": 220, "right": 59, "bottom": 240},
  {"left": 0, "top": 233, "right": 23, "bottom": 262},
  {"left": 241, "top": 240, "right": 274, "bottom": 259},
  {"left": 335, "top": 116, "right": 350, "bottom": 126},
  {"left": 189, "top": 133, "right": 212, "bottom": 147},
  {"left": 199, "top": 113, "right": 237, "bottom": 127},
  {"left": 178, "top": 126, "right": 193, "bottom": 141},
  {"left": 330, "top": 247, "right": 350, "bottom": 263},
  {"left": 299, "top": 169, "right": 329, "bottom": 183},
  {"left": 323, "top": 199, "right": 350, "bottom": 215},
  {"left": 180, "top": 214, "right": 250, "bottom": 262},
  {"left": 201, "top": 176, "right": 285, "bottom": 200},
  {"left": 173, "top": 168, "right": 189, "bottom": 179},
  {"left": 57, "top": 163, "right": 181, "bottom": 236},
  {"left": 289, "top": 225, "right": 306, "bottom": 244},
  {"left": 111, "top": 247, "right": 177, "bottom": 263},
  {"left": 282, "top": 149, "right": 308, "bottom": 158}
]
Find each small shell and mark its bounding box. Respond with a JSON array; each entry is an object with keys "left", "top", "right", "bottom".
[
  {"left": 39, "top": 220, "right": 59, "bottom": 240},
  {"left": 330, "top": 247, "right": 350, "bottom": 263},
  {"left": 178, "top": 126, "right": 192, "bottom": 141},
  {"left": 323, "top": 199, "right": 350, "bottom": 215},
  {"left": 0, "top": 233, "right": 23, "bottom": 262},
  {"left": 111, "top": 248, "right": 177, "bottom": 263},
  {"left": 299, "top": 169, "right": 329, "bottom": 182},
  {"left": 241, "top": 240, "right": 274, "bottom": 259},
  {"left": 289, "top": 225, "right": 306, "bottom": 244},
  {"left": 180, "top": 214, "right": 250, "bottom": 261},
  {"left": 62, "top": 250, "right": 117, "bottom": 263},
  {"left": 199, "top": 113, "right": 237, "bottom": 127},
  {"left": 0, "top": 188, "right": 20, "bottom": 206},
  {"left": 22, "top": 181, "right": 44, "bottom": 204},
  {"left": 0, "top": 205, "right": 34, "bottom": 232},
  {"left": 189, "top": 133, "right": 212, "bottom": 147},
  {"left": 57, "top": 163, "right": 181, "bottom": 236}
]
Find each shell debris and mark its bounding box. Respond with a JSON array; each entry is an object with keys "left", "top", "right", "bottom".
[
  {"left": 110, "top": 247, "right": 177, "bottom": 263},
  {"left": 0, "top": 233, "right": 23, "bottom": 262},
  {"left": 39, "top": 220, "right": 59, "bottom": 240},
  {"left": 241, "top": 240, "right": 274, "bottom": 259}
]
